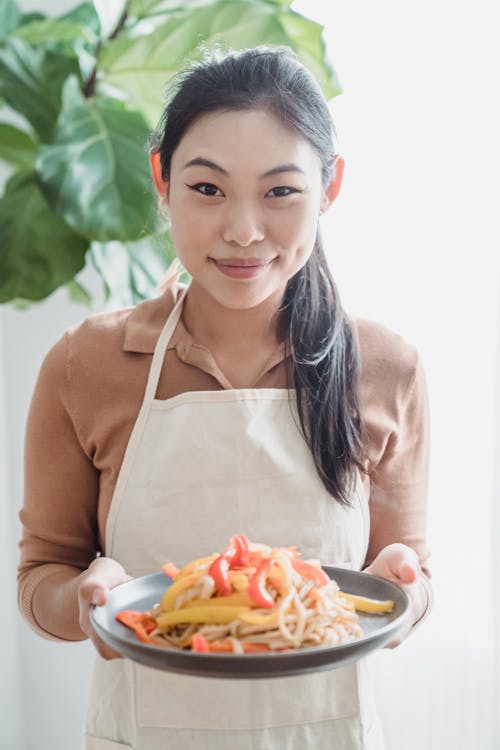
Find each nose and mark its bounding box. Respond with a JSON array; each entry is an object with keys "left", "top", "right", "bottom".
[{"left": 221, "top": 202, "right": 265, "bottom": 247}]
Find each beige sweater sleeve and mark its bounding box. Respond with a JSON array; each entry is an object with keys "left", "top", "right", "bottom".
[
  {"left": 18, "top": 333, "right": 101, "bottom": 639},
  {"left": 356, "top": 318, "right": 432, "bottom": 627}
]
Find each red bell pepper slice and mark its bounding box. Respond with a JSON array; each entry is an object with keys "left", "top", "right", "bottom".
[
  {"left": 232, "top": 534, "right": 250, "bottom": 566},
  {"left": 203, "top": 640, "right": 271, "bottom": 653},
  {"left": 115, "top": 610, "right": 156, "bottom": 643},
  {"left": 291, "top": 558, "right": 329, "bottom": 587},
  {"left": 208, "top": 554, "right": 233, "bottom": 595},
  {"left": 191, "top": 633, "right": 210, "bottom": 652},
  {"left": 225, "top": 534, "right": 250, "bottom": 568},
  {"left": 162, "top": 562, "right": 179, "bottom": 579},
  {"left": 248, "top": 559, "right": 275, "bottom": 609}
]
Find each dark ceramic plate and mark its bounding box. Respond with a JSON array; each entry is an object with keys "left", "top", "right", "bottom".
[{"left": 90, "top": 566, "right": 409, "bottom": 679}]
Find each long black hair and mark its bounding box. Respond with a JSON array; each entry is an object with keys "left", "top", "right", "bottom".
[{"left": 150, "top": 46, "right": 366, "bottom": 505}]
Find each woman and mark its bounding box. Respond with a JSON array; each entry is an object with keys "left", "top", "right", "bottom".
[{"left": 18, "top": 46, "right": 432, "bottom": 749}]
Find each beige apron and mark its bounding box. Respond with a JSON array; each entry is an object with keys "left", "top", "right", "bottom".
[{"left": 84, "top": 289, "right": 384, "bottom": 750}]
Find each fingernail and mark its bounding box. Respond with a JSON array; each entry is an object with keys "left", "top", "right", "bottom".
[{"left": 92, "top": 590, "right": 101, "bottom": 606}]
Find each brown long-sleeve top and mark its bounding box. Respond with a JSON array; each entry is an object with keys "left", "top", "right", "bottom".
[{"left": 18, "top": 283, "right": 432, "bottom": 640}]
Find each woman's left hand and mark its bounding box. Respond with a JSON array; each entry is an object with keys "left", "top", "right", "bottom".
[{"left": 363, "top": 543, "right": 427, "bottom": 648}]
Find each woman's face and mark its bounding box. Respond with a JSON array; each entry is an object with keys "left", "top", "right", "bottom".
[{"left": 155, "top": 108, "right": 340, "bottom": 311}]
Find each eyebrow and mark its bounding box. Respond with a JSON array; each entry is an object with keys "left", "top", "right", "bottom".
[{"left": 182, "top": 157, "right": 306, "bottom": 179}]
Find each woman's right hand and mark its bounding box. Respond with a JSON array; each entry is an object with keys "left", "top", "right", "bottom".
[{"left": 77, "top": 557, "right": 132, "bottom": 660}]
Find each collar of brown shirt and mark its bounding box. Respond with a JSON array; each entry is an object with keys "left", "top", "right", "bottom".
[{"left": 122, "top": 283, "right": 288, "bottom": 390}]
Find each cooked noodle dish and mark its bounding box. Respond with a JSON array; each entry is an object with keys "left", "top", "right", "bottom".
[{"left": 115, "top": 535, "right": 393, "bottom": 654}]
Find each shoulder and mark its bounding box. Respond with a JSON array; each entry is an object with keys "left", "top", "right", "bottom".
[
  {"left": 64, "top": 282, "right": 183, "bottom": 359},
  {"left": 351, "top": 317, "right": 422, "bottom": 394}
]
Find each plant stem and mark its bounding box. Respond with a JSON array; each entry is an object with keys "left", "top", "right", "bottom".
[{"left": 83, "top": 9, "right": 129, "bottom": 98}]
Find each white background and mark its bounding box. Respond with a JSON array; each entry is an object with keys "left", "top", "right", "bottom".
[{"left": 1, "top": 1, "right": 499, "bottom": 748}]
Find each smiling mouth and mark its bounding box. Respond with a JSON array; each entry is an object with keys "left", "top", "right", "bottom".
[{"left": 210, "top": 257, "right": 275, "bottom": 279}]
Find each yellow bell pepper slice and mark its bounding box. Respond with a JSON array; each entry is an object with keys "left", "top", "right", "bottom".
[
  {"left": 339, "top": 592, "right": 394, "bottom": 613},
  {"left": 156, "top": 606, "right": 249, "bottom": 630},
  {"left": 161, "top": 573, "right": 202, "bottom": 612},
  {"left": 238, "top": 609, "right": 281, "bottom": 626},
  {"left": 175, "top": 554, "right": 218, "bottom": 579},
  {"left": 229, "top": 572, "right": 250, "bottom": 592},
  {"left": 238, "top": 589, "right": 292, "bottom": 626},
  {"left": 182, "top": 592, "right": 253, "bottom": 609}
]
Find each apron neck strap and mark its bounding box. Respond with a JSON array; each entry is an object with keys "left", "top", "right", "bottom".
[{"left": 143, "top": 285, "right": 189, "bottom": 403}]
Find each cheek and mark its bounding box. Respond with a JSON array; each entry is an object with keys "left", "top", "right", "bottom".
[
  {"left": 168, "top": 201, "right": 211, "bottom": 264},
  {"left": 274, "top": 204, "right": 319, "bottom": 256}
]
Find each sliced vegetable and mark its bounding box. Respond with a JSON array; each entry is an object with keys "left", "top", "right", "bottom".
[
  {"left": 239, "top": 589, "right": 292, "bottom": 626},
  {"left": 191, "top": 633, "right": 210, "bottom": 652},
  {"left": 175, "top": 554, "right": 218, "bottom": 579},
  {"left": 156, "top": 605, "right": 249, "bottom": 630},
  {"left": 238, "top": 608, "right": 280, "bottom": 626},
  {"left": 162, "top": 561, "right": 179, "bottom": 579},
  {"left": 225, "top": 533, "right": 250, "bottom": 567},
  {"left": 182, "top": 592, "right": 253, "bottom": 609},
  {"left": 229, "top": 572, "right": 250, "bottom": 592},
  {"left": 115, "top": 610, "right": 156, "bottom": 643},
  {"left": 339, "top": 592, "right": 394, "bottom": 613},
  {"left": 208, "top": 554, "right": 232, "bottom": 595},
  {"left": 160, "top": 572, "right": 201, "bottom": 612},
  {"left": 291, "top": 558, "right": 330, "bottom": 587},
  {"left": 248, "top": 559, "right": 275, "bottom": 609},
  {"left": 241, "top": 642, "right": 271, "bottom": 653},
  {"left": 200, "top": 640, "right": 271, "bottom": 653}
]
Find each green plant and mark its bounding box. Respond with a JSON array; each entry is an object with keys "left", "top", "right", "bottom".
[{"left": 0, "top": 0, "right": 340, "bottom": 309}]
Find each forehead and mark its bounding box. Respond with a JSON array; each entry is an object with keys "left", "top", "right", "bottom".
[{"left": 171, "top": 108, "right": 322, "bottom": 176}]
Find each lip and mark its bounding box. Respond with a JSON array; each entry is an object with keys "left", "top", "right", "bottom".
[{"left": 210, "top": 257, "right": 275, "bottom": 279}]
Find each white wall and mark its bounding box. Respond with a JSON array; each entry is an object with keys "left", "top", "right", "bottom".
[
  {"left": 0, "top": 269, "right": 102, "bottom": 748},
  {"left": 2, "top": 0, "right": 499, "bottom": 748}
]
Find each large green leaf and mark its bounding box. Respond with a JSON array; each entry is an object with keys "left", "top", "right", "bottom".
[
  {"left": 19, "top": 12, "right": 46, "bottom": 25},
  {"left": 61, "top": 2, "right": 101, "bottom": 37},
  {"left": 128, "top": 0, "right": 209, "bottom": 19},
  {"left": 99, "top": 0, "right": 338, "bottom": 126},
  {"left": 279, "top": 11, "right": 341, "bottom": 99},
  {"left": 0, "top": 0, "right": 21, "bottom": 38},
  {"left": 90, "top": 230, "right": 175, "bottom": 308},
  {"left": 13, "top": 18, "right": 97, "bottom": 47},
  {"left": 0, "top": 122, "right": 37, "bottom": 168},
  {"left": 11, "top": 16, "right": 99, "bottom": 82},
  {"left": 0, "top": 37, "right": 81, "bottom": 142},
  {"left": 0, "top": 171, "right": 89, "bottom": 302},
  {"left": 37, "top": 79, "right": 157, "bottom": 242}
]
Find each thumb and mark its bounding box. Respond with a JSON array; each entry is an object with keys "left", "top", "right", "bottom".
[
  {"left": 389, "top": 546, "right": 419, "bottom": 584},
  {"left": 80, "top": 557, "right": 131, "bottom": 607},
  {"left": 398, "top": 560, "right": 418, "bottom": 584},
  {"left": 91, "top": 587, "right": 107, "bottom": 606}
]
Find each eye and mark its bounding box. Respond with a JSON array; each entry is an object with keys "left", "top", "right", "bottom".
[
  {"left": 187, "top": 182, "right": 223, "bottom": 197},
  {"left": 267, "top": 186, "right": 301, "bottom": 198}
]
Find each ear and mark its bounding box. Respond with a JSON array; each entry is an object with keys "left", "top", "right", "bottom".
[
  {"left": 149, "top": 151, "right": 169, "bottom": 201},
  {"left": 320, "top": 155, "right": 344, "bottom": 214}
]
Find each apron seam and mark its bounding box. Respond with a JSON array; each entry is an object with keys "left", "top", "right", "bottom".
[
  {"left": 150, "top": 388, "right": 296, "bottom": 409},
  {"left": 138, "top": 710, "right": 362, "bottom": 732}
]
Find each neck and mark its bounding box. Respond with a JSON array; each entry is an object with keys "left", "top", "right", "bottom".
[{"left": 182, "top": 281, "right": 284, "bottom": 352}]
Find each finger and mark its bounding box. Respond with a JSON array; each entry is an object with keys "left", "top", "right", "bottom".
[
  {"left": 82, "top": 559, "right": 131, "bottom": 601},
  {"left": 79, "top": 560, "right": 131, "bottom": 610},
  {"left": 386, "top": 545, "right": 419, "bottom": 583},
  {"left": 399, "top": 560, "right": 418, "bottom": 584}
]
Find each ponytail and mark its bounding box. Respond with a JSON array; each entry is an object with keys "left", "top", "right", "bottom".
[{"left": 281, "top": 236, "right": 366, "bottom": 504}]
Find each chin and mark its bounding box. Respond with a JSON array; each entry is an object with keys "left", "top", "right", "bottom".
[{"left": 211, "top": 286, "right": 283, "bottom": 312}]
